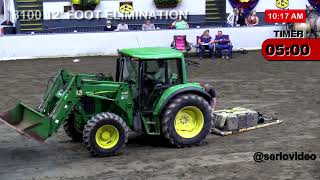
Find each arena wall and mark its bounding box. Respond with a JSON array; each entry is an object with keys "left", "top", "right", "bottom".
[{"left": 0, "top": 25, "right": 283, "bottom": 60}]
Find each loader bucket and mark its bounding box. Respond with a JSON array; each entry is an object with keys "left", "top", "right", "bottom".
[{"left": 0, "top": 102, "right": 51, "bottom": 142}]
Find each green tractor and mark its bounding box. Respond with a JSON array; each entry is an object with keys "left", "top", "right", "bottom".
[{"left": 0, "top": 47, "right": 213, "bottom": 157}]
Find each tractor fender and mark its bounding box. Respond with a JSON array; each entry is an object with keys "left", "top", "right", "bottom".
[{"left": 154, "top": 86, "right": 212, "bottom": 117}]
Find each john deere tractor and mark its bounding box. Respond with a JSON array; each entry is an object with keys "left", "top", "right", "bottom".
[{"left": 0, "top": 47, "right": 213, "bottom": 157}]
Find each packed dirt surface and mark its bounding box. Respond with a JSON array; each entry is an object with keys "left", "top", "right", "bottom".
[{"left": 0, "top": 52, "right": 319, "bottom": 180}]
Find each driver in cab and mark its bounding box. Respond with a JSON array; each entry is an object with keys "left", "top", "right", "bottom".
[{"left": 145, "top": 61, "right": 166, "bottom": 85}]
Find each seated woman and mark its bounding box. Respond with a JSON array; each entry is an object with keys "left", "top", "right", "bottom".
[
  {"left": 198, "top": 30, "right": 215, "bottom": 60},
  {"left": 171, "top": 16, "right": 189, "bottom": 30},
  {"left": 237, "top": 8, "right": 246, "bottom": 26},
  {"left": 246, "top": 10, "right": 259, "bottom": 26}
]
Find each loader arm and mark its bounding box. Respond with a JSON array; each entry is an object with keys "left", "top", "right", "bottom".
[
  {"left": 0, "top": 71, "right": 83, "bottom": 141},
  {"left": 0, "top": 70, "right": 134, "bottom": 142}
]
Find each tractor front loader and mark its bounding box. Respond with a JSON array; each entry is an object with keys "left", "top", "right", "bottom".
[{"left": 0, "top": 47, "right": 214, "bottom": 157}]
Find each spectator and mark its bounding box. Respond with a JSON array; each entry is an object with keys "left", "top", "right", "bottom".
[
  {"left": 237, "top": 8, "right": 246, "bottom": 26},
  {"left": 1, "top": 19, "right": 13, "bottom": 26},
  {"left": 246, "top": 10, "right": 259, "bottom": 26},
  {"left": 198, "top": 30, "right": 215, "bottom": 60},
  {"left": 116, "top": 20, "right": 129, "bottom": 31},
  {"left": 1, "top": 19, "right": 16, "bottom": 34},
  {"left": 142, "top": 20, "right": 155, "bottom": 31},
  {"left": 227, "top": 8, "right": 239, "bottom": 27},
  {"left": 104, "top": 20, "right": 116, "bottom": 31},
  {"left": 214, "top": 30, "right": 233, "bottom": 60},
  {"left": 171, "top": 16, "right": 189, "bottom": 30},
  {"left": 200, "top": 82, "right": 217, "bottom": 111}
]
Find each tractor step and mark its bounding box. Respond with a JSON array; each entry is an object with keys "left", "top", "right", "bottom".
[
  {"left": 145, "top": 121, "right": 156, "bottom": 125},
  {"left": 142, "top": 110, "right": 153, "bottom": 116}
]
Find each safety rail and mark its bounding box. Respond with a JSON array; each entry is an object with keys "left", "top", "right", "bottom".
[{"left": 16, "top": 21, "right": 228, "bottom": 34}]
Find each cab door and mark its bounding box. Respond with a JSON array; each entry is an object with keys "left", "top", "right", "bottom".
[{"left": 140, "top": 59, "right": 183, "bottom": 112}]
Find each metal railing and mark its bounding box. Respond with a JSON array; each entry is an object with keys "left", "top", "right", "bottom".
[{"left": 34, "top": 21, "right": 228, "bottom": 34}]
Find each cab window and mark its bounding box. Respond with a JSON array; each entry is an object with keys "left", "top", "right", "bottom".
[
  {"left": 167, "top": 59, "right": 182, "bottom": 85},
  {"left": 143, "top": 59, "right": 182, "bottom": 86}
]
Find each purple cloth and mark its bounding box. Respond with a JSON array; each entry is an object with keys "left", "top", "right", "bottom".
[
  {"left": 217, "top": 44, "right": 233, "bottom": 57},
  {"left": 308, "top": 0, "right": 320, "bottom": 12},
  {"left": 215, "top": 35, "right": 229, "bottom": 45},
  {"left": 199, "top": 35, "right": 212, "bottom": 44},
  {"left": 199, "top": 44, "right": 214, "bottom": 59},
  {"left": 228, "top": 0, "right": 259, "bottom": 15}
]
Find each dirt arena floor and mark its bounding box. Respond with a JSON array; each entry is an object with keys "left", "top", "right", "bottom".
[{"left": 0, "top": 51, "right": 319, "bottom": 180}]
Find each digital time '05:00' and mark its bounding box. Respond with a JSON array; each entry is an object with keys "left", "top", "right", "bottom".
[
  {"left": 264, "top": 44, "right": 310, "bottom": 57},
  {"left": 262, "top": 39, "right": 320, "bottom": 61}
]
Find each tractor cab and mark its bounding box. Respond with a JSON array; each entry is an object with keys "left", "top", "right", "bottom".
[{"left": 117, "top": 48, "right": 187, "bottom": 114}]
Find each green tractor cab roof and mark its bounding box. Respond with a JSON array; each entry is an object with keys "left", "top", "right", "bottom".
[{"left": 119, "top": 47, "right": 184, "bottom": 60}]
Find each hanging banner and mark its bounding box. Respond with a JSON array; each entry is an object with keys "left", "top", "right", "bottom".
[
  {"left": 308, "top": 0, "right": 320, "bottom": 11},
  {"left": 228, "top": 0, "right": 260, "bottom": 14},
  {"left": 120, "top": 2, "right": 134, "bottom": 15}
]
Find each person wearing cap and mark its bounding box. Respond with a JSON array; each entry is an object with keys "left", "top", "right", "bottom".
[
  {"left": 200, "top": 83, "right": 217, "bottom": 111},
  {"left": 214, "top": 30, "right": 233, "bottom": 59},
  {"left": 104, "top": 20, "right": 116, "bottom": 31},
  {"left": 1, "top": 20, "right": 13, "bottom": 26},
  {"left": 1, "top": 19, "right": 16, "bottom": 35},
  {"left": 116, "top": 20, "right": 129, "bottom": 31}
]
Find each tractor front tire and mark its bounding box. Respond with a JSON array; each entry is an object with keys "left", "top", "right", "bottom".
[
  {"left": 63, "top": 114, "right": 83, "bottom": 142},
  {"left": 83, "top": 112, "right": 129, "bottom": 157},
  {"left": 161, "top": 94, "right": 213, "bottom": 147}
]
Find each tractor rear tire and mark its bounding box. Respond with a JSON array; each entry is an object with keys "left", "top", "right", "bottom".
[
  {"left": 83, "top": 112, "right": 129, "bottom": 157},
  {"left": 63, "top": 114, "right": 83, "bottom": 142},
  {"left": 161, "top": 94, "right": 213, "bottom": 147}
]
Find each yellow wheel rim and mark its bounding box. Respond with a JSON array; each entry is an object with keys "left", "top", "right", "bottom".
[
  {"left": 95, "top": 125, "right": 119, "bottom": 149},
  {"left": 174, "top": 106, "right": 204, "bottom": 138}
]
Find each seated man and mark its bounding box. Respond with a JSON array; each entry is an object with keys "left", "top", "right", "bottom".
[
  {"left": 142, "top": 20, "right": 155, "bottom": 31},
  {"left": 116, "top": 20, "right": 129, "bottom": 31},
  {"left": 145, "top": 61, "right": 166, "bottom": 85},
  {"left": 214, "top": 30, "right": 233, "bottom": 59},
  {"left": 198, "top": 30, "right": 215, "bottom": 60}
]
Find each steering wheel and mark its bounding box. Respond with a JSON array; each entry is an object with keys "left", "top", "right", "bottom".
[{"left": 144, "top": 74, "right": 153, "bottom": 81}]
